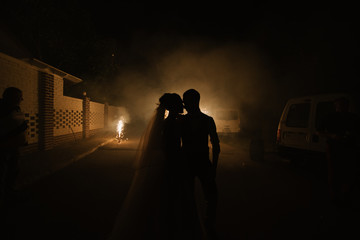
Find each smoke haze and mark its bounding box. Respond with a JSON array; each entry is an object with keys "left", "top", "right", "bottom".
[
  {"left": 89, "top": 28, "right": 354, "bottom": 142},
  {"left": 110, "top": 37, "right": 280, "bottom": 139}
]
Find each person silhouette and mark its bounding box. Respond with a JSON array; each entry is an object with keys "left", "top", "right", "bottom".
[
  {"left": 318, "top": 97, "right": 360, "bottom": 208},
  {"left": 0, "top": 87, "right": 28, "bottom": 206},
  {"left": 108, "top": 93, "right": 184, "bottom": 240},
  {"left": 159, "top": 93, "right": 185, "bottom": 239},
  {"left": 0, "top": 87, "right": 28, "bottom": 239},
  {"left": 181, "top": 89, "right": 220, "bottom": 240}
]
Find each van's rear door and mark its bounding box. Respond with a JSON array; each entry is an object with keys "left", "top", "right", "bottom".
[{"left": 280, "top": 100, "right": 312, "bottom": 151}]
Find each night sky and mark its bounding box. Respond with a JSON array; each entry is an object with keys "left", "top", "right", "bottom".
[{"left": 1, "top": 1, "right": 359, "bottom": 134}]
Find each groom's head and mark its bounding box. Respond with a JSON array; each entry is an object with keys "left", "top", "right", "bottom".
[{"left": 183, "top": 89, "right": 200, "bottom": 113}]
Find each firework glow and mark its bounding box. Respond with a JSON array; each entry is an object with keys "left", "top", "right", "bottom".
[{"left": 116, "top": 118, "right": 125, "bottom": 143}]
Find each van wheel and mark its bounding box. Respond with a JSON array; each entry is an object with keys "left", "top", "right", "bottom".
[{"left": 249, "top": 138, "right": 264, "bottom": 161}]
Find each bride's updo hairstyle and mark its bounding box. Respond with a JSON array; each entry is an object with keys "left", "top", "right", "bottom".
[
  {"left": 159, "top": 93, "right": 182, "bottom": 112},
  {"left": 159, "top": 93, "right": 171, "bottom": 110}
]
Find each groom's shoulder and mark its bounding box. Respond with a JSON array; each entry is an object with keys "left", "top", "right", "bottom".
[
  {"left": 201, "top": 111, "right": 213, "bottom": 120},
  {"left": 201, "top": 113, "right": 217, "bottom": 127},
  {"left": 199, "top": 112, "right": 215, "bottom": 124},
  {"left": 182, "top": 112, "right": 213, "bottom": 121}
]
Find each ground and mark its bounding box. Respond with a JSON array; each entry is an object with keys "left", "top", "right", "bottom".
[{"left": 1, "top": 136, "right": 359, "bottom": 240}]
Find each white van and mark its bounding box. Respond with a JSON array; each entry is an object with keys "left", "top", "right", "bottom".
[
  {"left": 213, "top": 109, "right": 241, "bottom": 135},
  {"left": 276, "top": 93, "right": 359, "bottom": 159}
]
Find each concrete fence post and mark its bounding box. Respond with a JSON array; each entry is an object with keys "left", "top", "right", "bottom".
[
  {"left": 38, "top": 71, "right": 54, "bottom": 150},
  {"left": 104, "top": 102, "right": 109, "bottom": 129},
  {"left": 82, "top": 93, "right": 90, "bottom": 138}
]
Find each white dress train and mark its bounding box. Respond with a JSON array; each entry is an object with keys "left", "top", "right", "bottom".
[{"left": 108, "top": 106, "right": 169, "bottom": 240}]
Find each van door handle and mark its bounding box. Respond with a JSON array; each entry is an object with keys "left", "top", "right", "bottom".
[{"left": 312, "top": 134, "right": 319, "bottom": 143}]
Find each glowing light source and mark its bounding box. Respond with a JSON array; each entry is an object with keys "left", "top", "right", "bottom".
[
  {"left": 164, "top": 110, "right": 169, "bottom": 119},
  {"left": 116, "top": 118, "right": 125, "bottom": 142},
  {"left": 202, "top": 108, "right": 210, "bottom": 115}
]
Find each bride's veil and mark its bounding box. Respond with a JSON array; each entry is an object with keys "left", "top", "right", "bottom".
[
  {"left": 108, "top": 105, "right": 167, "bottom": 240},
  {"left": 134, "top": 105, "right": 166, "bottom": 169}
]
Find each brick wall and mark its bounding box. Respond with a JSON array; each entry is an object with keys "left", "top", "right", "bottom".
[
  {"left": 0, "top": 52, "right": 39, "bottom": 145},
  {"left": 82, "top": 96, "right": 90, "bottom": 139},
  {"left": 1, "top": 52, "right": 124, "bottom": 154},
  {"left": 54, "top": 96, "right": 83, "bottom": 136},
  {"left": 54, "top": 131, "right": 83, "bottom": 146},
  {"left": 104, "top": 103, "right": 108, "bottom": 128},
  {"left": 89, "top": 101, "right": 104, "bottom": 130},
  {"left": 38, "top": 71, "right": 54, "bottom": 150}
]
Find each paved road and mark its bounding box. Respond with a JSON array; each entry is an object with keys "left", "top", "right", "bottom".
[{"left": 3, "top": 137, "right": 359, "bottom": 239}]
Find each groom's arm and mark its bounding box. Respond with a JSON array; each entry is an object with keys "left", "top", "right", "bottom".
[{"left": 209, "top": 117, "right": 220, "bottom": 169}]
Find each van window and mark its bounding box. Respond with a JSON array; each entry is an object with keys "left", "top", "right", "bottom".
[
  {"left": 315, "top": 101, "right": 336, "bottom": 130},
  {"left": 285, "top": 103, "right": 310, "bottom": 128}
]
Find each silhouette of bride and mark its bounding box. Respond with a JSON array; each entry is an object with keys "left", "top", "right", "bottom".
[{"left": 108, "top": 93, "right": 196, "bottom": 240}]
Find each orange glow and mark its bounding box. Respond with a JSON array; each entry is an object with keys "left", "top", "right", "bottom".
[
  {"left": 116, "top": 118, "right": 125, "bottom": 142},
  {"left": 202, "top": 107, "right": 210, "bottom": 115},
  {"left": 164, "top": 110, "right": 169, "bottom": 119}
]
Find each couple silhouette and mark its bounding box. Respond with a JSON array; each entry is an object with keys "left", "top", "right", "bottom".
[{"left": 109, "top": 89, "right": 220, "bottom": 240}]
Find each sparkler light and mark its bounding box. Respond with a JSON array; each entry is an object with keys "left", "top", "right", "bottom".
[{"left": 116, "top": 118, "right": 125, "bottom": 143}]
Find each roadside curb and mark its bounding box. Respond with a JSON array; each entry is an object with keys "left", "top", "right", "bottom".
[
  {"left": 68, "top": 138, "right": 114, "bottom": 164},
  {"left": 16, "top": 138, "right": 114, "bottom": 189}
]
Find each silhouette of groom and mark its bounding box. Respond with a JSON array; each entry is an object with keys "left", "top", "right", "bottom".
[{"left": 181, "top": 89, "right": 220, "bottom": 239}]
